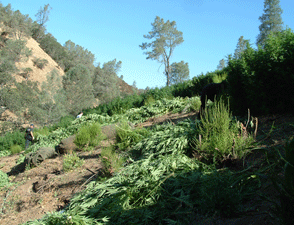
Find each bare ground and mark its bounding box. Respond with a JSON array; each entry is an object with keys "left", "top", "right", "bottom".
[{"left": 0, "top": 112, "right": 294, "bottom": 225}]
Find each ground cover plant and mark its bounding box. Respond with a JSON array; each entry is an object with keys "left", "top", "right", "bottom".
[{"left": 23, "top": 98, "right": 262, "bottom": 225}]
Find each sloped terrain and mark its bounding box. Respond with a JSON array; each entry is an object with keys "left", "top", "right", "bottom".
[
  {"left": 13, "top": 36, "right": 64, "bottom": 86},
  {"left": 0, "top": 112, "right": 293, "bottom": 225}
]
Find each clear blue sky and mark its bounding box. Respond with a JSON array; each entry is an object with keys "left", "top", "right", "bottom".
[{"left": 1, "top": 0, "right": 294, "bottom": 89}]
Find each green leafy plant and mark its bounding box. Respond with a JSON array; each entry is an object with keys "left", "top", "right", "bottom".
[
  {"left": 74, "top": 122, "right": 103, "bottom": 149},
  {"left": 193, "top": 99, "right": 254, "bottom": 164},
  {"left": 115, "top": 120, "right": 150, "bottom": 151},
  {"left": 32, "top": 57, "right": 48, "bottom": 69},
  {"left": 0, "top": 170, "right": 11, "bottom": 189},
  {"left": 63, "top": 153, "right": 84, "bottom": 172},
  {"left": 100, "top": 146, "right": 125, "bottom": 177},
  {"left": 10, "top": 144, "right": 22, "bottom": 154}
]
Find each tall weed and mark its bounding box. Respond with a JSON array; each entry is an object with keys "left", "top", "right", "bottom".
[{"left": 193, "top": 99, "right": 254, "bottom": 164}]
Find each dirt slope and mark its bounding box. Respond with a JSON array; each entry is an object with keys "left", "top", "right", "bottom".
[{"left": 14, "top": 36, "right": 64, "bottom": 87}]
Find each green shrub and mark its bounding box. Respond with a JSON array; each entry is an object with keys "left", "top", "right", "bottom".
[
  {"left": 63, "top": 153, "right": 84, "bottom": 172},
  {"left": 0, "top": 130, "right": 25, "bottom": 153},
  {"left": 0, "top": 170, "right": 10, "bottom": 189},
  {"left": 193, "top": 99, "right": 254, "bottom": 164},
  {"left": 100, "top": 146, "right": 125, "bottom": 177},
  {"left": 74, "top": 122, "right": 102, "bottom": 149},
  {"left": 32, "top": 57, "right": 48, "bottom": 69},
  {"left": 10, "top": 144, "right": 22, "bottom": 154},
  {"left": 34, "top": 126, "right": 50, "bottom": 139}
]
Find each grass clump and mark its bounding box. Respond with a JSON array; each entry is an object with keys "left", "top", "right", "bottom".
[
  {"left": 74, "top": 122, "right": 103, "bottom": 149},
  {"left": 63, "top": 153, "right": 84, "bottom": 172},
  {"left": 100, "top": 146, "right": 126, "bottom": 177},
  {"left": 10, "top": 144, "right": 22, "bottom": 154},
  {"left": 193, "top": 99, "right": 255, "bottom": 164}
]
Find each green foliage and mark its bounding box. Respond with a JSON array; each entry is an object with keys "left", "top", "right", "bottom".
[
  {"left": 74, "top": 122, "right": 102, "bottom": 148},
  {"left": 100, "top": 146, "right": 125, "bottom": 176},
  {"left": 32, "top": 57, "right": 48, "bottom": 69},
  {"left": 63, "top": 153, "right": 84, "bottom": 172},
  {"left": 193, "top": 99, "right": 254, "bottom": 164},
  {"left": 115, "top": 120, "right": 150, "bottom": 151},
  {"left": 170, "top": 61, "right": 190, "bottom": 85},
  {"left": 227, "top": 28, "right": 294, "bottom": 115},
  {"left": 0, "top": 130, "right": 25, "bottom": 154},
  {"left": 140, "top": 16, "right": 184, "bottom": 86},
  {"left": 257, "top": 0, "right": 284, "bottom": 47},
  {"left": 10, "top": 144, "right": 22, "bottom": 154},
  {"left": 38, "top": 33, "right": 68, "bottom": 70},
  {"left": 0, "top": 170, "right": 11, "bottom": 189},
  {"left": 269, "top": 138, "right": 294, "bottom": 225},
  {"left": 63, "top": 64, "right": 95, "bottom": 115},
  {"left": 34, "top": 126, "right": 50, "bottom": 139},
  {"left": 20, "top": 67, "right": 33, "bottom": 79}
]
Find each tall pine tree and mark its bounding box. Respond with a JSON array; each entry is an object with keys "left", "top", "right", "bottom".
[{"left": 257, "top": 0, "right": 283, "bottom": 47}]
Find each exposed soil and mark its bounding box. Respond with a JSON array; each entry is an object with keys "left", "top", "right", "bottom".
[{"left": 0, "top": 112, "right": 294, "bottom": 225}]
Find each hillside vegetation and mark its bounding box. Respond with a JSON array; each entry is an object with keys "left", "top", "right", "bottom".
[
  {"left": 0, "top": 3, "right": 139, "bottom": 132},
  {"left": 1, "top": 2, "right": 294, "bottom": 225}
]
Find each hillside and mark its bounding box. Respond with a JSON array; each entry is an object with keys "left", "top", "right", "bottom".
[{"left": 14, "top": 36, "right": 64, "bottom": 87}]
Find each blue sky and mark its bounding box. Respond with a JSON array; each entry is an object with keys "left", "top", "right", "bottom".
[{"left": 1, "top": 0, "right": 294, "bottom": 89}]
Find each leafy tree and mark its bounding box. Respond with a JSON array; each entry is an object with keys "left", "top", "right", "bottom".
[
  {"left": 234, "top": 36, "right": 250, "bottom": 59},
  {"left": 63, "top": 40, "right": 95, "bottom": 72},
  {"left": 39, "top": 69, "right": 67, "bottom": 124},
  {"left": 92, "top": 59, "right": 121, "bottom": 103},
  {"left": 32, "top": 4, "right": 51, "bottom": 41},
  {"left": 0, "top": 38, "right": 31, "bottom": 107},
  {"left": 63, "top": 64, "right": 95, "bottom": 115},
  {"left": 140, "top": 16, "right": 184, "bottom": 86},
  {"left": 170, "top": 61, "right": 189, "bottom": 85},
  {"left": 0, "top": 3, "right": 33, "bottom": 39},
  {"left": 38, "top": 33, "right": 68, "bottom": 70},
  {"left": 217, "top": 59, "right": 226, "bottom": 70},
  {"left": 257, "top": 0, "right": 283, "bottom": 47}
]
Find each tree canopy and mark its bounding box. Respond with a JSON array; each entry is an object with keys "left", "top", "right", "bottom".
[
  {"left": 140, "top": 16, "right": 184, "bottom": 86},
  {"left": 257, "top": 0, "right": 283, "bottom": 47}
]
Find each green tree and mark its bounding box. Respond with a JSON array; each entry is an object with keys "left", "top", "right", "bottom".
[
  {"left": 63, "top": 64, "right": 95, "bottom": 114},
  {"left": 217, "top": 59, "right": 226, "bottom": 70},
  {"left": 39, "top": 69, "right": 67, "bottom": 124},
  {"left": 32, "top": 4, "right": 51, "bottom": 41},
  {"left": 234, "top": 36, "right": 250, "bottom": 59},
  {"left": 170, "top": 61, "right": 189, "bottom": 85},
  {"left": 257, "top": 0, "right": 283, "bottom": 47},
  {"left": 63, "top": 40, "right": 95, "bottom": 72},
  {"left": 92, "top": 59, "right": 121, "bottom": 103},
  {"left": 140, "top": 16, "right": 184, "bottom": 86}
]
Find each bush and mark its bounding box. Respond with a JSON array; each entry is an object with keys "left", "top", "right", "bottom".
[
  {"left": 0, "top": 130, "right": 25, "bottom": 153},
  {"left": 193, "top": 99, "right": 254, "bottom": 164},
  {"left": 10, "top": 144, "right": 22, "bottom": 154},
  {"left": 100, "top": 146, "right": 125, "bottom": 177},
  {"left": 32, "top": 57, "right": 48, "bottom": 69},
  {"left": 74, "top": 122, "right": 102, "bottom": 149},
  {"left": 63, "top": 153, "right": 84, "bottom": 172}
]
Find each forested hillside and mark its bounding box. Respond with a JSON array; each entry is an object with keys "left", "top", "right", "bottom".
[{"left": 0, "top": 3, "right": 138, "bottom": 132}]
